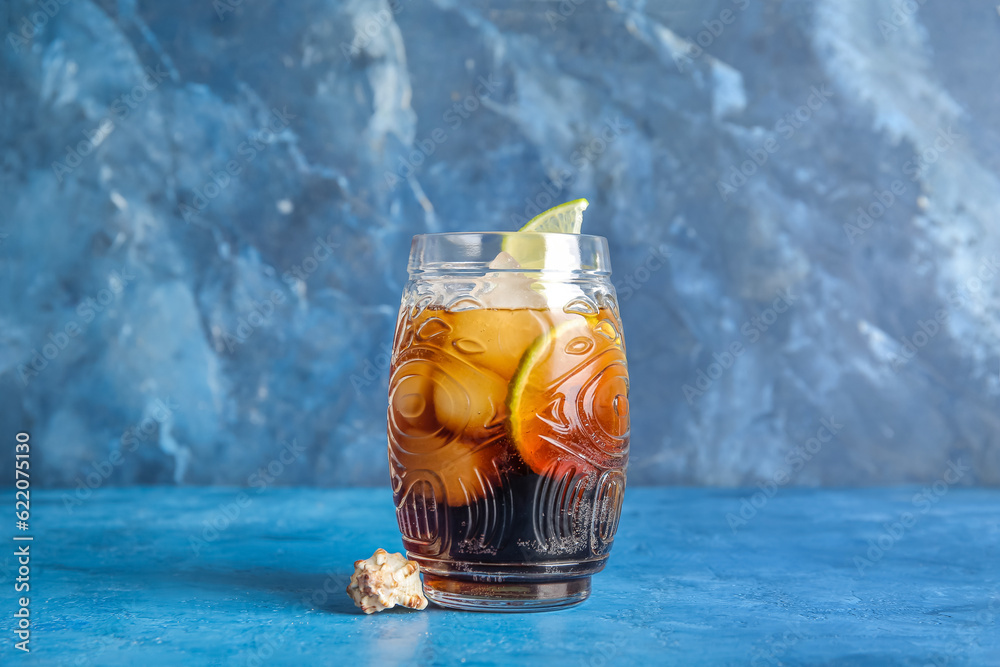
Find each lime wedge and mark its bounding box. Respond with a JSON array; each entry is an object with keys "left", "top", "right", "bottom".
[
  {"left": 502, "top": 198, "right": 589, "bottom": 270},
  {"left": 506, "top": 320, "right": 581, "bottom": 473},
  {"left": 520, "top": 198, "right": 589, "bottom": 233},
  {"left": 507, "top": 320, "right": 582, "bottom": 426},
  {"left": 506, "top": 315, "right": 627, "bottom": 478}
]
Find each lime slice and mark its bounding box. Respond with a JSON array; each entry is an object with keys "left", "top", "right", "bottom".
[
  {"left": 520, "top": 198, "right": 588, "bottom": 233},
  {"left": 508, "top": 321, "right": 580, "bottom": 424},
  {"left": 505, "top": 315, "right": 628, "bottom": 478},
  {"left": 502, "top": 198, "right": 589, "bottom": 270}
]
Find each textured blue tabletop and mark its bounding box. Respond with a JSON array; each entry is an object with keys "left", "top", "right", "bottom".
[{"left": 2, "top": 487, "right": 998, "bottom": 666}]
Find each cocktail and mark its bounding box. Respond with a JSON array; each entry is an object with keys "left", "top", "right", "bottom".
[{"left": 387, "top": 201, "right": 629, "bottom": 610}]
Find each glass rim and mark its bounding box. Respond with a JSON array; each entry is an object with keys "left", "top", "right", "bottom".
[
  {"left": 407, "top": 231, "right": 612, "bottom": 275},
  {"left": 410, "top": 231, "right": 609, "bottom": 242}
]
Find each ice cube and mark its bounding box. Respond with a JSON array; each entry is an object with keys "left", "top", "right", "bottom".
[
  {"left": 487, "top": 251, "right": 522, "bottom": 270},
  {"left": 473, "top": 252, "right": 548, "bottom": 309}
]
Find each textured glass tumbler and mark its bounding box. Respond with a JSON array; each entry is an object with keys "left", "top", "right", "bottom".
[{"left": 387, "top": 232, "right": 629, "bottom": 611}]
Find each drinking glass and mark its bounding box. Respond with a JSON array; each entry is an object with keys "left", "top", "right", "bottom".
[{"left": 387, "top": 232, "right": 629, "bottom": 611}]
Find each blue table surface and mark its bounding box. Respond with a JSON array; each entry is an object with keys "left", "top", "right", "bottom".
[{"left": 2, "top": 486, "right": 998, "bottom": 666}]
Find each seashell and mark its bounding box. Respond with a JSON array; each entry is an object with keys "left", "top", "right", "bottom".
[{"left": 346, "top": 548, "right": 429, "bottom": 614}]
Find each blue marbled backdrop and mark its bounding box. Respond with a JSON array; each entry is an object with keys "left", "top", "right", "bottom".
[{"left": 1, "top": 0, "right": 998, "bottom": 488}]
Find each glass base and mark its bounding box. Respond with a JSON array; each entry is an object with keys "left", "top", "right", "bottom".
[{"left": 422, "top": 573, "right": 591, "bottom": 612}]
